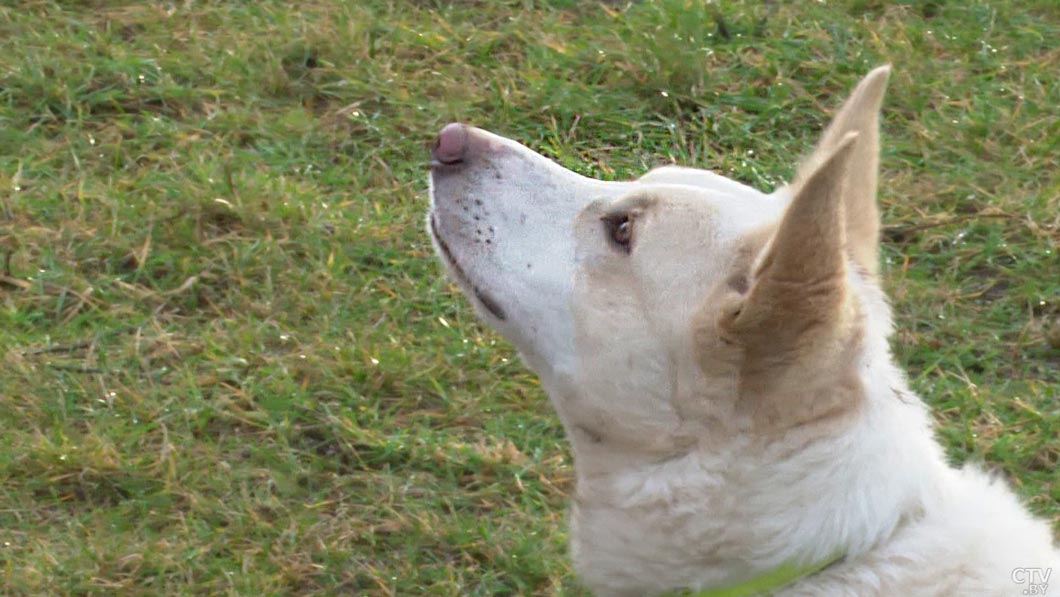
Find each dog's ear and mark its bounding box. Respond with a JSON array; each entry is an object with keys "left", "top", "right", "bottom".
[
  {"left": 711, "top": 134, "right": 862, "bottom": 427},
  {"left": 721, "top": 133, "right": 858, "bottom": 360},
  {"left": 795, "top": 65, "right": 890, "bottom": 277}
]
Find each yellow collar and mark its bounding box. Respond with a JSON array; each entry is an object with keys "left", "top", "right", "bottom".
[{"left": 668, "top": 553, "right": 845, "bottom": 597}]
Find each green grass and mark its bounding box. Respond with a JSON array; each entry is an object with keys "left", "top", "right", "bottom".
[{"left": 0, "top": 0, "right": 1057, "bottom": 594}]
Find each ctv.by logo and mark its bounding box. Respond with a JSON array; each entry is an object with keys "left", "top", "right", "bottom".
[{"left": 1012, "top": 568, "right": 1052, "bottom": 595}]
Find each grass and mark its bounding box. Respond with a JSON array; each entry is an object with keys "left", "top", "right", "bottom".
[{"left": 0, "top": 0, "right": 1057, "bottom": 594}]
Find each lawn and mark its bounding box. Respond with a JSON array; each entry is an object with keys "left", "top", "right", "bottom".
[{"left": 0, "top": 0, "right": 1057, "bottom": 594}]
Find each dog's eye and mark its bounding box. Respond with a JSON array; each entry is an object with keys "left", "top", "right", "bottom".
[{"left": 603, "top": 214, "right": 633, "bottom": 253}]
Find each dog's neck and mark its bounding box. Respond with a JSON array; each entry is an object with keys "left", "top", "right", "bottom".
[{"left": 564, "top": 381, "right": 946, "bottom": 595}]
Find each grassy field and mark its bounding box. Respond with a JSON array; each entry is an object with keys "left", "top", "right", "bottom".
[{"left": 0, "top": 0, "right": 1057, "bottom": 594}]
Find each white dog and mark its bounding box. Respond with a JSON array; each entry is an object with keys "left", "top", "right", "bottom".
[{"left": 427, "top": 67, "right": 1059, "bottom": 596}]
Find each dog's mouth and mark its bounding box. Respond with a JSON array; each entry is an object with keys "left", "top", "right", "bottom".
[{"left": 429, "top": 214, "right": 508, "bottom": 321}]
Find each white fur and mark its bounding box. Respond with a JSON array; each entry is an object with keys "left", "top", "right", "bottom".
[{"left": 428, "top": 75, "right": 1059, "bottom": 596}]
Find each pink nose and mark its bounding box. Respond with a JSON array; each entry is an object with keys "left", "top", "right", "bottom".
[{"left": 432, "top": 123, "right": 468, "bottom": 165}]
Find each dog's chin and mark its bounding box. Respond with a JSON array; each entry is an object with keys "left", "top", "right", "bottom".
[{"left": 428, "top": 213, "right": 508, "bottom": 321}]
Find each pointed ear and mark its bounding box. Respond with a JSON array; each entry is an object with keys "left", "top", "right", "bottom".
[
  {"left": 723, "top": 133, "right": 859, "bottom": 350},
  {"left": 795, "top": 66, "right": 891, "bottom": 277}
]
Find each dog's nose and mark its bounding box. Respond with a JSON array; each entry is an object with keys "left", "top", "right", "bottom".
[{"left": 433, "top": 123, "right": 468, "bottom": 165}]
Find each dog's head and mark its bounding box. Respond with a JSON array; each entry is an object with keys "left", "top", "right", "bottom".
[{"left": 429, "top": 67, "right": 893, "bottom": 463}]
